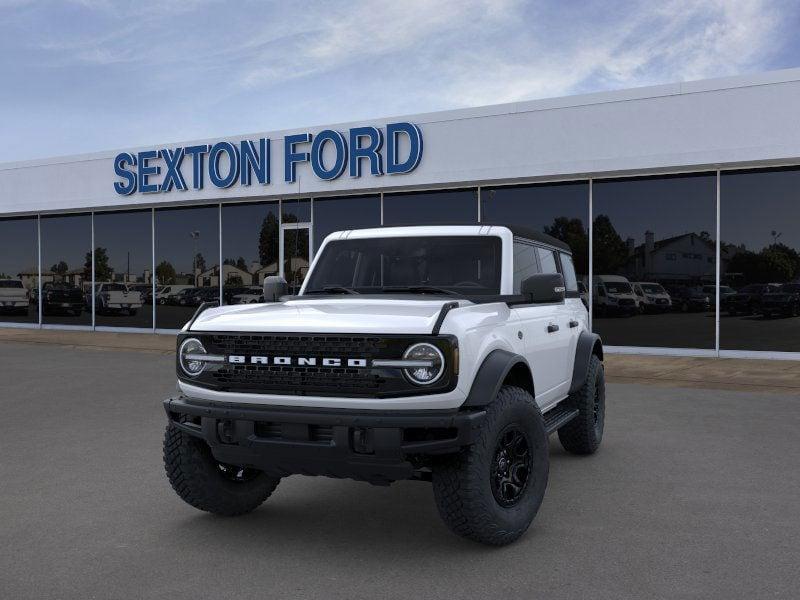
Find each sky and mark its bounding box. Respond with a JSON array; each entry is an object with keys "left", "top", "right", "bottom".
[{"left": 1, "top": 0, "right": 799, "bottom": 163}]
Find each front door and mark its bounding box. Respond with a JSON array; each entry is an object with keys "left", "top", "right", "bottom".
[{"left": 280, "top": 223, "right": 311, "bottom": 295}]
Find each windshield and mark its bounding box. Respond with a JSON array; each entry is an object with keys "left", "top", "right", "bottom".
[
  {"left": 640, "top": 283, "right": 665, "bottom": 294},
  {"left": 0, "top": 280, "right": 23, "bottom": 288},
  {"left": 605, "top": 282, "right": 632, "bottom": 294},
  {"left": 304, "top": 236, "right": 502, "bottom": 296}
]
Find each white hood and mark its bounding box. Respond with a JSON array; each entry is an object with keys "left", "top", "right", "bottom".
[{"left": 188, "top": 297, "right": 464, "bottom": 334}]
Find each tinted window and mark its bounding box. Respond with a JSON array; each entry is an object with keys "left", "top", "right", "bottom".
[
  {"left": 304, "top": 236, "right": 502, "bottom": 295},
  {"left": 537, "top": 247, "right": 558, "bottom": 274},
  {"left": 40, "top": 214, "right": 92, "bottom": 325},
  {"left": 93, "top": 210, "right": 152, "bottom": 328},
  {"left": 720, "top": 168, "right": 800, "bottom": 351},
  {"left": 592, "top": 174, "right": 716, "bottom": 349},
  {"left": 0, "top": 217, "right": 38, "bottom": 323},
  {"left": 282, "top": 198, "right": 310, "bottom": 223},
  {"left": 154, "top": 206, "right": 219, "bottom": 329},
  {"left": 383, "top": 189, "right": 478, "bottom": 225},
  {"left": 561, "top": 253, "right": 578, "bottom": 292},
  {"left": 481, "top": 181, "right": 589, "bottom": 295},
  {"left": 221, "top": 202, "right": 278, "bottom": 305},
  {"left": 313, "top": 195, "right": 381, "bottom": 250},
  {"left": 513, "top": 242, "right": 540, "bottom": 293}
]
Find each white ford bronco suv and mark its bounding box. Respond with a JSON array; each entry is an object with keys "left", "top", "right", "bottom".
[{"left": 163, "top": 225, "right": 605, "bottom": 545}]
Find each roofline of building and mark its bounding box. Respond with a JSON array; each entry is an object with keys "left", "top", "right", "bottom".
[{"left": 3, "top": 67, "right": 800, "bottom": 171}]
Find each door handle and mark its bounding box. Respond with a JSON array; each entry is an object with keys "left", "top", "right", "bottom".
[
  {"left": 547, "top": 323, "right": 559, "bottom": 333},
  {"left": 569, "top": 320, "right": 579, "bottom": 328}
]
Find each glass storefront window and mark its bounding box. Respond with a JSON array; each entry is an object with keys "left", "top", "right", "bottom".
[
  {"left": 721, "top": 168, "right": 800, "bottom": 352},
  {"left": 283, "top": 226, "right": 310, "bottom": 294},
  {"left": 592, "top": 173, "right": 717, "bottom": 349},
  {"left": 40, "top": 214, "right": 92, "bottom": 326},
  {"left": 282, "top": 198, "right": 311, "bottom": 223},
  {"left": 383, "top": 189, "right": 478, "bottom": 225},
  {"left": 0, "top": 217, "right": 39, "bottom": 323},
  {"left": 220, "top": 202, "right": 279, "bottom": 305},
  {"left": 481, "top": 182, "right": 590, "bottom": 305},
  {"left": 312, "top": 195, "right": 381, "bottom": 250},
  {"left": 154, "top": 205, "right": 219, "bottom": 330},
  {"left": 93, "top": 210, "right": 153, "bottom": 328}
]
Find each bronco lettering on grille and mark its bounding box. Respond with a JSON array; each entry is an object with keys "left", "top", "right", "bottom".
[{"left": 227, "top": 355, "right": 369, "bottom": 368}]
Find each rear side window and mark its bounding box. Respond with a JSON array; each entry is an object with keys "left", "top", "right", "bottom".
[
  {"left": 513, "top": 242, "right": 540, "bottom": 293},
  {"left": 559, "top": 253, "right": 578, "bottom": 292}
]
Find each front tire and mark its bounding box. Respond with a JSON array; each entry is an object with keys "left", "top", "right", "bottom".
[
  {"left": 432, "top": 386, "right": 549, "bottom": 546},
  {"left": 558, "top": 354, "right": 605, "bottom": 455},
  {"left": 163, "top": 423, "right": 280, "bottom": 516}
]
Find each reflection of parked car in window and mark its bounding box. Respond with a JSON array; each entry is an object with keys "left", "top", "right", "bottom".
[
  {"left": 724, "top": 283, "right": 780, "bottom": 316},
  {"left": 231, "top": 286, "right": 264, "bottom": 304},
  {"left": 38, "top": 282, "right": 84, "bottom": 315},
  {"left": 223, "top": 286, "right": 250, "bottom": 305},
  {"left": 185, "top": 287, "right": 219, "bottom": 307},
  {"left": 632, "top": 282, "right": 671, "bottom": 313},
  {"left": 703, "top": 285, "right": 735, "bottom": 305},
  {"left": 759, "top": 283, "right": 800, "bottom": 318},
  {"left": 126, "top": 283, "right": 157, "bottom": 305},
  {"left": 90, "top": 283, "right": 143, "bottom": 315},
  {"left": 156, "top": 285, "right": 193, "bottom": 305},
  {"left": 667, "top": 286, "right": 710, "bottom": 312},
  {"left": 0, "top": 279, "right": 30, "bottom": 315},
  {"left": 593, "top": 275, "right": 638, "bottom": 316}
]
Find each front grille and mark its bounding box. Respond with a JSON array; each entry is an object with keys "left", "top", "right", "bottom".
[
  {"left": 183, "top": 332, "right": 457, "bottom": 398},
  {"left": 205, "top": 334, "right": 387, "bottom": 394}
]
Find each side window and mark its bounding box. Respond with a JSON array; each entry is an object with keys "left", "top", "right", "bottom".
[
  {"left": 536, "top": 247, "right": 558, "bottom": 274},
  {"left": 513, "top": 242, "right": 540, "bottom": 293},
  {"left": 559, "top": 252, "right": 578, "bottom": 292}
]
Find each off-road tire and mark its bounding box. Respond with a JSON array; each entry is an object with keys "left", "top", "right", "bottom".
[
  {"left": 163, "top": 422, "right": 280, "bottom": 516},
  {"left": 558, "top": 354, "right": 605, "bottom": 455},
  {"left": 432, "top": 386, "right": 549, "bottom": 546}
]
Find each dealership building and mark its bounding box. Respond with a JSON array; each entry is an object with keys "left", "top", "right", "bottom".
[{"left": 1, "top": 68, "right": 800, "bottom": 359}]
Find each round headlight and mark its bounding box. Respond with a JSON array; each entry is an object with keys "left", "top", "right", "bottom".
[
  {"left": 403, "top": 343, "right": 445, "bottom": 385},
  {"left": 179, "top": 337, "right": 207, "bottom": 377}
]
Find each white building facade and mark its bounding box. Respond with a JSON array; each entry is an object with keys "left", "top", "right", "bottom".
[{"left": 2, "top": 69, "right": 800, "bottom": 358}]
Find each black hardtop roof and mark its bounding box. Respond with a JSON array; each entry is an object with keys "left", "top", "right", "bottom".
[{"left": 344, "top": 224, "right": 572, "bottom": 253}]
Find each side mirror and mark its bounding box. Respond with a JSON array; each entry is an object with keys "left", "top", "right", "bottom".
[
  {"left": 262, "top": 275, "right": 288, "bottom": 302},
  {"left": 521, "top": 273, "right": 566, "bottom": 304}
]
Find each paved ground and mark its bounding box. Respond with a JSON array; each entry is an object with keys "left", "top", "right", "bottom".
[{"left": 1, "top": 341, "right": 798, "bottom": 599}]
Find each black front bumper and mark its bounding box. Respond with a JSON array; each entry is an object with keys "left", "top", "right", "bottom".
[{"left": 164, "top": 396, "right": 486, "bottom": 484}]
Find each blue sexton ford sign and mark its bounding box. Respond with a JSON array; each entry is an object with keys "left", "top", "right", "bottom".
[{"left": 113, "top": 122, "right": 423, "bottom": 195}]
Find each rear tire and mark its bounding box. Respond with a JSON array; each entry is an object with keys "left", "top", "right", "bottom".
[
  {"left": 432, "top": 386, "right": 549, "bottom": 546},
  {"left": 163, "top": 422, "right": 280, "bottom": 516},
  {"left": 558, "top": 354, "right": 605, "bottom": 455}
]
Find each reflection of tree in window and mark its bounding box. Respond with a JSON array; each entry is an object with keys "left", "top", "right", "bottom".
[
  {"left": 592, "top": 215, "right": 628, "bottom": 274},
  {"left": 258, "top": 214, "right": 279, "bottom": 269},
  {"left": 544, "top": 217, "right": 588, "bottom": 274},
  {"left": 156, "top": 261, "right": 176, "bottom": 284}
]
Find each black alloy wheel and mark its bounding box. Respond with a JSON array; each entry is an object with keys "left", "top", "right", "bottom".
[{"left": 490, "top": 425, "right": 532, "bottom": 507}]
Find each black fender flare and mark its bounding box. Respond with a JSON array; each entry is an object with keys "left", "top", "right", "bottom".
[
  {"left": 569, "top": 331, "right": 603, "bottom": 394},
  {"left": 463, "top": 349, "right": 533, "bottom": 408}
]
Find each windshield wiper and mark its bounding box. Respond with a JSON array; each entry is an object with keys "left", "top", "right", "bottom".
[
  {"left": 380, "top": 285, "right": 460, "bottom": 296},
  {"left": 305, "top": 286, "right": 360, "bottom": 295}
]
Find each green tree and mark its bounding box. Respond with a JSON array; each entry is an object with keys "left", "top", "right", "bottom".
[
  {"left": 258, "top": 213, "right": 279, "bottom": 268},
  {"left": 236, "top": 256, "right": 248, "bottom": 271},
  {"left": 50, "top": 261, "right": 68, "bottom": 275},
  {"left": 156, "top": 261, "right": 176, "bottom": 285},
  {"left": 194, "top": 253, "right": 206, "bottom": 273},
  {"left": 544, "top": 217, "right": 589, "bottom": 276},
  {"left": 84, "top": 247, "right": 113, "bottom": 282},
  {"left": 591, "top": 215, "right": 629, "bottom": 275}
]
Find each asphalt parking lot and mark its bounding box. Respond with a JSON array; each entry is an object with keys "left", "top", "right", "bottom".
[{"left": 1, "top": 342, "right": 799, "bottom": 600}]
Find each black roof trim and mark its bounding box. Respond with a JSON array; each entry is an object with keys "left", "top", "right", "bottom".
[{"left": 343, "top": 223, "right": 572, "bottom": 253}]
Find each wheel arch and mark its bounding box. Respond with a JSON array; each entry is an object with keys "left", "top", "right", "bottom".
[
  {"left": 569, "top": 331, "right": 603, "bottom": 395},
  {"left": 463, "top": 349, "right": 534, "bottom": 407}
]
